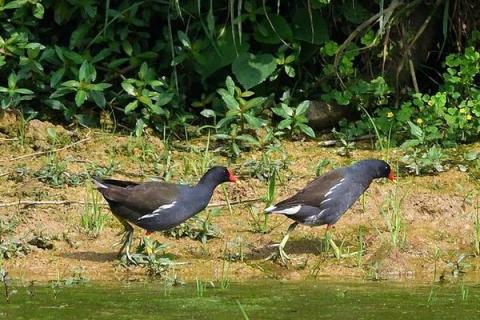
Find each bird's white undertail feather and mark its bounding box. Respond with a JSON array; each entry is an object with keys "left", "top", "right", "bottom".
[
  {"left": 93, "top": 179, "right": 109, "bottom": 189},
  {"left": 265, "top": 205, "right": 276, "bottom": 213},
  {"left": 267, "top": 205, "right": 302, "bottom": 215}
]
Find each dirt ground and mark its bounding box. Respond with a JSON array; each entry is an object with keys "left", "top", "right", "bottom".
[{"left": 0, "top": 113, "right": 479, "bottom": 283}]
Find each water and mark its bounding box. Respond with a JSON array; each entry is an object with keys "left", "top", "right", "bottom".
[{"left": 1, "top": 280, "right": 479, "bottom": 319}]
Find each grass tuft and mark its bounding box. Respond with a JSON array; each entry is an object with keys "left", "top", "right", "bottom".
[{"left": 81, "top": 184, "right": 110, "bottom": 237}]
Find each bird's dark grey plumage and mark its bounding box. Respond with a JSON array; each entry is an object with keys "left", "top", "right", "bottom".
[
  {"left": 265, "top": 159, "right": 395, "bottom": 262},
  {"left": 93, "top": 166, "right": 237, "bottom": 263}
]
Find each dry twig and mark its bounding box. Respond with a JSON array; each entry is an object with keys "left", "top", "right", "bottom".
[{"left": 0, "top": 197, "right": 263, "bottom": 209}]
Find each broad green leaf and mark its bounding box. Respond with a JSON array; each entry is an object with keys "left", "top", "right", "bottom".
[
  {"left": 125, "top": 100, "right": 139, "bottom": 113},
  {"left": 50, "top": 87, "right": 72, "bottom": 98},
  {"left": 216, "top": 117, "right": 234, "bottom": 129},
  {"left": 192, "top": 27, "right": 249, "bottom": 78},
  {"left": 285, "top": 55, "right": 296, "bottom": 64},
  {"left": 156, "top": 92, "right": 174, "bottom": 107},
  {"left": 171, "top": 54, "right": 187, "bottom": 66},
  {"left": 244, "top": 97, "right": 267, "bottom": 110},
  {"left": 284, "top": 65, "right": 295, "bottom": 77},
  {"left": 69, "top": 23, "right": 90, "bottom": 49},
  {"left": 61, "top": 80, "right": 80, "bottom": 88},
  {"left": 122, "top": 40, "right": 133, "bottom": 56},
  {"left": 15, "top": 88, "right": 34, "bottom": 94},
  {"left": 232, "top": 52, "right": 277, "bottom": 90},
  {"left": 79, "top": 61, "right": 96, "bottom": 82},
  {"left": 91, "top": 48, "right": 112, "bottom": 64},
  {"left": 108, "top": 58, "right": 129, "bottom": 69},
  {"left": 217, "top": 88, "right": 239, "bottom": 109},
  {"left": 281, "top": 104, "right": 294, "bottom": 117},
  {"left": 292, "top": 8, "right": 329, "bottom": 44},
  {"left": 232, "top": 143, "right": 241, "bottom": 156},
  {"left": 121, "top": 82, "right": 136, "bottom": 96},
  {"left": 44, "top": 99, "right": 65, "bottom": 110},
  {"left": 297, "top": 123, "right": 316, "bottom": 138},
  {"left": 214, "top": 134, "right": 230, "bottom": 140},
  {"left": 341, "top": 2, "right": 370, "bottom": 24},
  {"left": 278, "top": 118, "right": 292, "bottom": 129},
  {"left": 135, "top": 119, "right": 146, "bottom": 137},
  {"left": 177, "top": 31, "right": 191, "bottom": 48},
  {"left": 93, "top": 83, "right": 112, "bottom": 90},
  {"left": 50, "top": 68, "right": 65, "bottom": 87},
  {"left": 237, "top": 134, "right": 260, "bottom": 145},
  {"left": 407, "top": 120, "right": 424, "bottom": 139},
  {"left": 138, "top": 95, "right": 153, "bottom": 106},
  {"left": 75, "top": 90, "right": 87, "bottom": 106},
  {"left": 149, "top": 80, "right": 166, "bottom": 88},
  {"left": 225, "top": 76, "right": 235, "bottom": 96},
  {"left": 63, "top": 49, "right": 84, "bottom": 64},
  {"left": 254, "top": 15, "right": 293, "bottom": 44},
  {"left": 54, "top": 46, "right": 66, "bottom": 62},
  {"left": 296, "top": 100, "right": 310, "bottom": 115},
  {"left": 33, "top": 3, "right": 45, "bottom": 19},
  {"left": 90, "top": 91, "right": 106, "bottom": 108},
  {"left": 200, "top": 109, "right": 216, "bottom": 118},
  {"left": 400, "top": 139, "right": 421, "bottom": 149},
  {"left": 8, "top": 73, "right": 16, "bottom": 89},
  {"left": 74, "top": 113, "right": 97, "bottom": 127},
  {"left": 241, "top": 91, "right": 255, "bottom": 98},
  {"left": 139, "top": 62, "right": 149, "bottom": 80},
  {"left": 148, "top": 103, "right": 164, "bottom": 115},
  {"left": 244, "top": 114, "right": 264, "bottom": 129},
  {"left": 271, "top": 107, "right": 289, "bottom": 118}
]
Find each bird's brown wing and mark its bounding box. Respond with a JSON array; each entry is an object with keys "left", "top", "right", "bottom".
[
  {"left": 275, "top": 168, "right": 346, "bottom": 207},
  {"left": 97, "top": 180, "right": 181, "bottom": 215}
]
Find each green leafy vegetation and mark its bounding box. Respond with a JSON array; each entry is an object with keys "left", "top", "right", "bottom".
[
  {"left": 163, "top": 210, "right": 221, "bottom": 244},
  {"left": 1, "top": 0, "right": 477, "bottom": 154}
]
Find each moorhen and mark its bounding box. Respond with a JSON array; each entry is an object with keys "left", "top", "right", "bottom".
[
  {"left": 93, "top": 166, "right": 237, "bottom": 263},
  {"left": 265, "top": 159, "right": 395, "bottom": 262}
]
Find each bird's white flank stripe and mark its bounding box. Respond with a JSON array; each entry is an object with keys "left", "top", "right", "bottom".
[
  {"left": 324, "top": 181, "right": 343, "bottom": 198},
  {"left": 265, "top": 206, "right": 277, "bottom": 213},
  {"left": 273, "top": 205, "right": 302, "bottom": 215},
  {"left": 138, "top": 201, "right": 177, "bottom": 220},
  {"left": 152, "top": 201, "right": 177, "bottom": 213},
  {"left": 321, "top": 198, "right": 332, "bottom": 204}
]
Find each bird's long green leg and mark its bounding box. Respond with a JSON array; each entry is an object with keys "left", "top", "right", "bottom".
[
  {"left": 325, "top": 224, "right": 340, "bottom": 258},
  {"left": 266, "top": 222, "right": 298, "bottom": 264},
  {"left": 113, "top": 216, "right": 135, "bottom": 264}
]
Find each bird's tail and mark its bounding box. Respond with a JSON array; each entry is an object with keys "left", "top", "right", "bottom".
[
  {"left": 92, "top": 177, "right": 109, "bottom": 190},
  {"left": 264, "top": 205, "right": 277, "bottom": 214}
]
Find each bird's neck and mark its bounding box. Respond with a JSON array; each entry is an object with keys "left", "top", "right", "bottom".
[
  {"left": 197, "top": 173, "right": 221, "bottom": 190},
  {"left": 192, "top": 177, "right": 220, "bottom": 206}
]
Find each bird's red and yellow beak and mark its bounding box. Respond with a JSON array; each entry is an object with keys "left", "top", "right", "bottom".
[
  {"left": 388, "top": 170, "right": 396, "bottom": 181},
  {"left": 227, "top": 169, "right": 238, "bottom": 183}
]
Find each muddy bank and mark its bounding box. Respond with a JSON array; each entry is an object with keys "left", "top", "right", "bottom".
[{"left": 0, "top": 119, "right": 479, "bottom": 283}]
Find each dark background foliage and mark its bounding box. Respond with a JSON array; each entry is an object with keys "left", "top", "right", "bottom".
[{"left": 1, "top": 0, "right": 479, "bottom": 148}]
